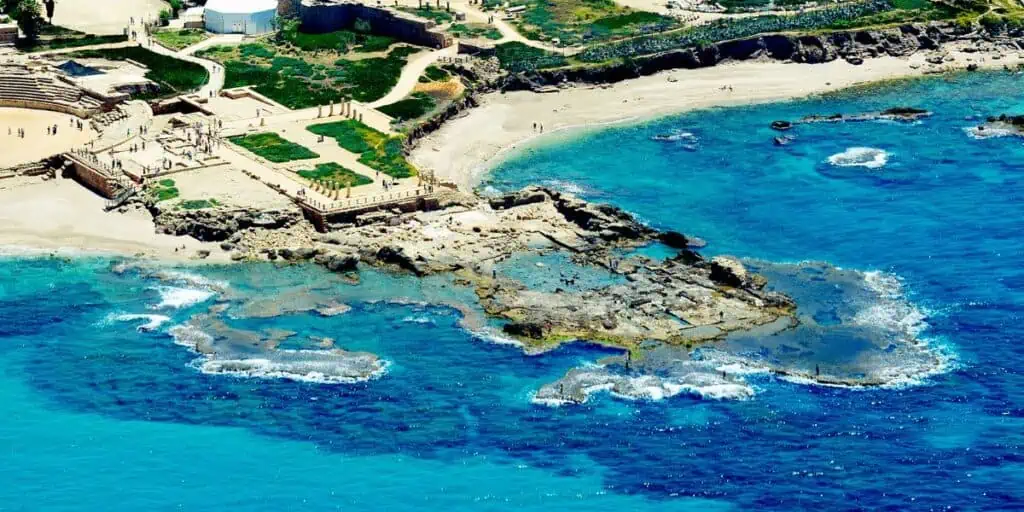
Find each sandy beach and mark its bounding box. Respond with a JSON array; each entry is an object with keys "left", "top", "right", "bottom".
[
  {"left": 0, "top": 176, "right": 223, "bottom": 261},
  {"left": 411, "top": 47, "right": 1024, "bottom": 191}
]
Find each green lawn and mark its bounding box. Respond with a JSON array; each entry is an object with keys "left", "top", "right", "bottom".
[
  {"left": 67, "top": 47, "right": 208, "bottom": 97},
  {"left": 296, "top": 163, "right": 373, "bottom": 187},
  {"left": 152, "top": 29, "right": 210, "bottom": 51},
  {"left": 228, "top": 133, "right": 320, "bottom": 163},
  {"left": 200, "top": 43, "right": 420, "bottom": 109},
  {"left": 378, "top": 92, "right": 436, "bottom": 122},
  {"left": 307, "top": 120, "right": 417, "bottom": 178},
  {"left": 18, "top": 33, "right": 128, "bottom": 52},
  {"left": 149, "top": 179, "right": 179, "bottom": 202}
]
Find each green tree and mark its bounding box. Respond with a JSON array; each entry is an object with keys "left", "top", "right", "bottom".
[{"left": 9, "top": 0, "right": 43, "bottom": 42}]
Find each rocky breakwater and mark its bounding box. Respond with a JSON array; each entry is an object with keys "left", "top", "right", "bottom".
[
  {"left": 770, "top": 106, "right": 932, "bottom": 132},
  {"left": 968, "top": 113, "right": 1024, "bottom": 139},
  {"left": 153, "top": 205, "right": 305, "bottom": 246},
  {"left": 310, "top": 186, "right": 795, "bottom": 353}
]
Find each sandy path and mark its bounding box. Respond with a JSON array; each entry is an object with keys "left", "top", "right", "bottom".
[
  {"left": 410, "top": 48, "right": 1024, "bottom": 190},
  {"left": 368, "top": 46, "right": 458, "bottom": 108}
]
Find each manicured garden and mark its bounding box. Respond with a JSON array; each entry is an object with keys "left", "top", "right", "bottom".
[
  {"left": 152, "top": 29, "right": 210, "bottom": 51},
  {"left": 296, "top": 163, "right": 373, "bottom": 187},
  {"left": 228, "top": 133, "right": 320, "bottom": 163},
  {"left": 307, "top": 120, "right": 417, "bottom": 178},
  {"left": 68, "top": 47, "right": 209, "bottom": 97},
  {"left": 198, "top": 40, "right": 421, "bottom": 109}
]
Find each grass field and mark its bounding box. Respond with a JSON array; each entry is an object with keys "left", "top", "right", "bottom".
[
  {"left": 401, "top": 6, "right": 455, "bottom": 24},
  {"left": 307, "top": 120, "right": 417, "bottom": 178},
  {"left": 68, "top": 47, "right": 208, "bottom": 97},
  {"left": 228, "top": 133, "right": 320, "bottom": 163},
  {"left": 152, "top": 29, "right": 210, "bottom": 51},
  {"left": 296, "top": 163, "right": 373, "bottom": 188},
  {"left": 281, "top": 27, "right": 397, "bottom": 53},
  {"left": 199, "top": 42, "right": 421, "bottom": 109}
]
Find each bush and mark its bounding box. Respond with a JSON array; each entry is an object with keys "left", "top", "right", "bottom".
[
  {"left": 378, "top": 92, "right": 436, "bottom": 121},
  {"left": 228, "top": 133, "right": 319, "bottom": 163},
  {"left": 495, "top": 41, "right": 567, "bottom": 72}
]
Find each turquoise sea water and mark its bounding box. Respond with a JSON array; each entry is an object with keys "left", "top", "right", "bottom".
[{"left": 4, "top": 71, "right": 1024, "bottom": 510}]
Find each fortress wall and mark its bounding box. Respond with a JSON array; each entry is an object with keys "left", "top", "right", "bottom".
[{"left": 297, "top": 1, "right": 452, "bottom": 49}]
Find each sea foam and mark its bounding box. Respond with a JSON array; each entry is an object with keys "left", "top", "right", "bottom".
[
  {"left": 828, "top": 147, "right": 890, "bottom": 169},
  {"left": 104, "top": 312, "right": 171, "bottom": 332},
  {"left": 151, "top": 286, "right": 216, "bottom": 309}
]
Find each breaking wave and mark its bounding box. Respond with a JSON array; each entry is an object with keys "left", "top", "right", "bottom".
[
  {"left": 151, "top": 286, "right": 216, "bottom": 309},
  {"left": 196, "top": 352, "right": 389, "bottom": 384},
  {"left": 828, "top": 147, "right": 890, "bottom": 169},
  {"left": 103, "top": 312, "right": 171, "bottom": 332}
]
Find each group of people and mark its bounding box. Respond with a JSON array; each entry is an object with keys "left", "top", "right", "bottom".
[
  {"left": 69, "top": 118, "right": 85, "bottom": 131},
  {"left": 532, "top": 121, "right": 544, "bottom": 133}
]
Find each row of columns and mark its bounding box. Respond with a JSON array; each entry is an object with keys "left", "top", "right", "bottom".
[{"left": 318, "top": 102, "right": 364, "bottom": 123}]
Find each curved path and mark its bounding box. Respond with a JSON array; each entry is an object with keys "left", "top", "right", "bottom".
[{"left": 367, "top": 45, "right": 458, "bottom": 109}]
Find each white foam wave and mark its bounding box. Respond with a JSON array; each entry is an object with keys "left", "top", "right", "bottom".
[
  {"left": 106, "top": 312, "right": 171, "bottom": 332},
  {"left": 151, "top": 286, "right": 215, "bottom": 309},
  {"left": 154, "top": 270, "right": 229, "bottom": 291},
  {"left": 827, "top": 147, "right": 890, "bottom": 169},
  {"left": 196, "top": 354, "right": 389, "bottom": 384},
  {"left": 468, "top": 327, "right": 525, "bottom": 349},
  {"left": 964, "top": 125, "right": 1018, "bottom": 140},
  {"left": 854, "top": 270, "right": 927, "bottom": 338},
  {"left": 541, "top": 179, "right": 591, "bottom": 196},
  {"left": 401, "top": 315, "right": 435, "bottom": 325}
]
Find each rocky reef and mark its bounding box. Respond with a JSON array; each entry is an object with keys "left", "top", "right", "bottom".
[{"left": 970, "top": 113, "right": 1024, "bottom": 138}]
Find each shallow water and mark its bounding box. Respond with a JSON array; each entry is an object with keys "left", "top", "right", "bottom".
[{"left": 5, "top": 71, "right": 1024, "bottom": 509}]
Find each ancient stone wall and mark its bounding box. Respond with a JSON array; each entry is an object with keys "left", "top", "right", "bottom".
[{"left": 298, "top": 1, "right": 452, "bottom": 49}]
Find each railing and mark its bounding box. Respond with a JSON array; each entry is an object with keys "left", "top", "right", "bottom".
[{"left": 297, "top": 186, "right": 439, "bottom": 214}]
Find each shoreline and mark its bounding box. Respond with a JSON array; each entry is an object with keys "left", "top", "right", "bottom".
[{"left": 410, "top": 45, "right": 1024, "bottom": 191}]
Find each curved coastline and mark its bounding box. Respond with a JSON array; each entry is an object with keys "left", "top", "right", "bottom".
[{"left": 410, "top": 49, "right": 1024, "bottom": 192}]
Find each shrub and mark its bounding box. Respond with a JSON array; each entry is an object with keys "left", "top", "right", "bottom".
[
  {"left": 378, "top": 92, "right": 436, "bottom": 121},
  {"left": 495, "top": 41, "right": 567, "bottom": 71}
]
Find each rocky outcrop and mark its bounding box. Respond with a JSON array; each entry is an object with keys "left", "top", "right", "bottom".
[
  {"left": 503, "top": 23, "right": 1019, "bottom": 90},
  {"left": 154, "top": 207, "right": 302, "bottom": 242}
]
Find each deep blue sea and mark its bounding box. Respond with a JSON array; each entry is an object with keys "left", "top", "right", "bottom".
[{"left": 4, "top": 71, "right": 1024, "bottom": 510}]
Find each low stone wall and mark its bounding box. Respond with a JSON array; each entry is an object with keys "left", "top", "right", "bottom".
[
  {"left": 0, "top": 98, "right": 96, "bottom": 118},
  {"left": 298, "top": 1, "right": 452, "bottom": 49},
  {"left": 63, "top": 157, "right": 118, "bottom": 198}
]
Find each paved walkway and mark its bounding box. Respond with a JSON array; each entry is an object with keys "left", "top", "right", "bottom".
[{"left": 367, "top": 45, "right": 458, "bottom": 108}]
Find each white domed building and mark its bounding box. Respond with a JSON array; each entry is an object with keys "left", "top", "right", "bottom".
[{"left": 204, "top": 0, "right": 278, "bottom": 35}]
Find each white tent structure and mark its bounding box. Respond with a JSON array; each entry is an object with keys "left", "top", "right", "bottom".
[{"left": 205, "top": 0, "right": 278, "bottom": 35}]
